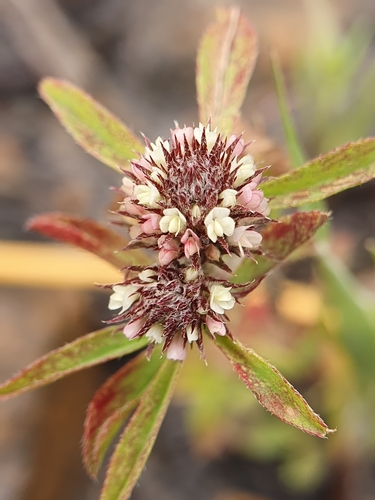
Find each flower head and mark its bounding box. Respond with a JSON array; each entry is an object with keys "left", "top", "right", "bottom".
[
  {"left": 120, "top": 123, "right": 270, "bottom": 266},
  {"left": 109, "top": 123, "right": 272, "bottom": 357},
  {"left": 107, "top": 261, "right": 246, "bottom": 358}
]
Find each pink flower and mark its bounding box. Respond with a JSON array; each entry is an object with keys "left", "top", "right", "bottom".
[
  {"left": 167, "top": 335, "right": 186, "bottom": 361},
  {"left": 158, "top": 235, "right": 180, "bottom": 265},
  {"left": 122, "top": 197, "right": 147, "bottom": 216},
  {"left": 206, "top": 316, "right": 226, "bottom": 336},
  {"left": 227, "top": 134, "right": 245, "bottom": 157},
  {"left": 123, "top": 318, "right": 144, "bottom": 339},
  {"left": 141, "top": 213, "right": 162, "bottom": 234},
  {"left": 238, "top": 178, "right": 270, "bottom": 216},
  {"left": 171, "top": 126, "right": 194, "bottom": 149},
  {"left": 181, "top": 229, "right": 200, "bottom": 259},
  {"left": 131, "top": 157, "right": 151, "bottom": 182}
]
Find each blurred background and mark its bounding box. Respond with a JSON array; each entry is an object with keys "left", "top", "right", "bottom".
[{"left": 1, "top": 0, "right": 375, "bottom": 499}]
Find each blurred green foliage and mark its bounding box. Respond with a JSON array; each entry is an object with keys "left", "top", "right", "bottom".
[
  {"left": 175, "top": 0, "right": 375, "bottom": 493},
  {"left": 294, "top": 0, "right": 375, "bottom": 154}
]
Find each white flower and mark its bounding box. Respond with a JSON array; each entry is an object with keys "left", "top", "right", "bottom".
[
  {"left": 138, "top": 269, "right": 157, "bottom": 282},
  {"left": 193, "top": 123, "right": 219, "bottom": 152},
  {"left": 227, "top": 227, "right": 262, "bottom": 256},
  {"left": 145, "top": 323, "right": 163, "bottom": 343},
  {"left": 186, "top": 324, "right": 199, "bottom": 343},
  {"left": 145, "top": 137, "right": 170, "bottom": 166},
  {"left": 232, "top": 154, "right": 256, "bottom": 187},
  {"left": 108, "top": 285, "right": 140, "bottom": 313},
  {"left": 134, "top": 183, "right": 162, "bottom": 208},
  {"left": 160, "top": 208, "right": 187, "bottom": 236},
  {"left": 209, "top": 284, "right": 235, "bottom": 314},
  {"left": 121, "top": 176, "right": 135, "bottom": 196},
  {"left": 204, "top": 207, "right": 235, "bottom": 243},
  {"left": 219, "top": 188, "right": 237, "bottom": 208}
]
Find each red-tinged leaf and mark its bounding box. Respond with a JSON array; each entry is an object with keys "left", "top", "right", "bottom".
[
  {"left": 233, "top": 211, "right": 329, "bottom": 284},
  {"left": 39, "top": 78, "right": 144, "bottom": 172},
  {"left": 262, "top": 138, "right": 375, "bottom": 208},
  {"left": 83, "top": 351, "right": 164, "bottom": 477},
  {"left": 27, "top": 213, "right": 151, "bottom": 267},
  {"left": 215, "top": 335, "right": 335, "bottom": 437},
  {"left": 196, "top": 7, "right": 258, "bottom": 135},
  {"left": 100, "top": 359, "right": 182, "bottom": 500},
  {"left": 0, "top": 327, "right": 148, "bottom": 400}
]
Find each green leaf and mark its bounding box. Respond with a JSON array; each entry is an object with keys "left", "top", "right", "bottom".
[
  {"left": 271, "top": 53, "right": 306, "bottom": 168},
  {"left": 0, "top": 327, "right": 148, "bottom": 399},
  {"left": 262, "top": 138, "right": 375, "bottom": 208},
  {"left": 100, "top": 359, "right": 182, "bottom": 500},
  {"left": 215, "top": 335, "right": 335, "bottom": 437},
  {"left": 39, "top": 78, "right": 144, "bottom": 172},
  {"left": 83, "top": 351, "right": 164, "bottom": 477},
  {"left": 27, "top": 213, "right": 151, "bottom": 267},
  {"left": 233, "top": 211, "right": 329, "bottom": 284},
  {"left": 196, "top": 7, "right": 257, "bottom": 135}
]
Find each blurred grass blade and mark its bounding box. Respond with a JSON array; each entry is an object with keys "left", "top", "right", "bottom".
[
  {"left": 317, "top": 242, "right": 375, "bottom": 380},
  {"left": 196, "top": 7, "right": 257, "bottom": 134},
  {"left": 101, "top": 359, "right": 182, "bottom": 500},
  {"left": 0, "top": 327, "right": 148, "bottom": 399},
  {"left": 271, "top": 52, "right": 306, "bottom": 168},
  {"left": 233, "top": 211, "right": 329, "bottom": 284},
  {"left": 39, "top": 78, "right": 144, "bottom": 172},
  {"left": 262, "top": 138, "right": 375, "bottom": 208},
  {"left": 0, "top": 240, "right": 121, "bottom": 289},
  {"left": 28, "top": 213, "right": 151, "bottom": 267},
  {"left": 84, "top": 351, "right": 164, "bottom": 477},
  {"left": 215, "top": 335, "right": 334, "bottom": 437}
]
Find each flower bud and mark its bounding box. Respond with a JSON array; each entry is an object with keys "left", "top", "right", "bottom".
[{"left": 181, "top": 229, "right": 200, "bottom": 259}]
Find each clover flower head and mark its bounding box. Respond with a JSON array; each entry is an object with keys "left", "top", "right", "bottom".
[
  {"left": 120, "top": 123, "right": 270, "bottom": 267},
  {"left": 106, "top": 261, "right": 251, "bottom": 358},
  {"left": 109, "top": 123, "right": 272, "bottom": 357}
]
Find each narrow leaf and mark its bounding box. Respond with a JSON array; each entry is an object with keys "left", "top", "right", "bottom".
[
  {"left": 233, "top": 211, "right": 329, "bottom": 284},
  {"left": 83, "top": 352, "right": 164, "bottom": 477},
  {"left": 215, "top": 335, "right": 335, "bottom": 437},
  {"left": 271, "top": 53, "right": 306, "bottom": 168},
  {"left": 27, "top": 213, "right": 151, "bottom": 267},
  {"left": 101, "top": 359, "right": 182, "bottom": 500},
  {"left": 317, "top": 242, "right": 375, "bottom": 380},
  {"left": 39, "top": 78, "right": 144, "bottom": 172},
  {"left": 262, "top": 138, "right": 375, "bottom": 208},
  {"left": 196, "top": 7, "right": 257, "bottom": 134},
  {"left": 0, "top": 327, "right": 147, "bottom": 399}
]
